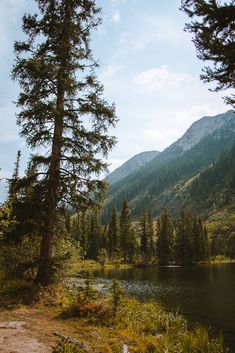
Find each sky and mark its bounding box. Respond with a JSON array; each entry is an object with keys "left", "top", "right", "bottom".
[{"left": 0, "top": 0, "right": 231, "bottom": 199}]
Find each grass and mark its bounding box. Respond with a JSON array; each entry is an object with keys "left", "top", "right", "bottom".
[
  {"left": 0, "top": 274, "right": 226, "bottom": 353},
  {"left": 210, "top": 255, "right": 235, "bottom": 264},
  {"left": 53, "top": 279, "right": 225, "bottom": 353}
]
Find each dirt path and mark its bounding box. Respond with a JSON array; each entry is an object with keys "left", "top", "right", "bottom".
[
  {"left": 0, "top": 306, "right": 124, "bottom": 353},
  {"left": 0, "top": 307, "right": 59, "bottom": 353}
]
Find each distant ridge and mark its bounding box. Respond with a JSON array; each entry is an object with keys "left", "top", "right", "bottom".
[{"left": 106, "top": 150, "right": 160, "bottom": 185}]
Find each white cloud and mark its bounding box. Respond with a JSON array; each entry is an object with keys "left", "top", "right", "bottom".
[
  {"left": 100, "top": 64, "right": 122, "bottom": 80},
  {"left": 111, "top": 10, "right": 120, "bottom": 23},
  {"left": 117, "top": 14, "right": 189, "bottom": 58},
  {"left": 110, "top": 0, "right": 126, "bottom": 23},
  {"left": 111, "top": 0, "right": 126, "bottom": 4},
  {"left": 133, "top": 66, "right": 194, "bottom": 92}
]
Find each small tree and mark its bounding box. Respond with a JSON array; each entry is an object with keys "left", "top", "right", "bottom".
[
  {"left": 109, "top": 279, "right": 124, "bottom": 315},
  {"left": 12, "top": 0, "right": 117, "bottom": 285}
]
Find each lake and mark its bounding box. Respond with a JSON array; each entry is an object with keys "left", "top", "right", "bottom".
[{"left": 94, "top": 264, "right": 235, "bottom": 352}]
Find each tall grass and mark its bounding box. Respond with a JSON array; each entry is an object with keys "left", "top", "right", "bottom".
[{"left": 60, "top": 281, "right": 225, "bottom": 353}]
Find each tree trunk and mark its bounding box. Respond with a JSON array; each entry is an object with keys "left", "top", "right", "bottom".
[{"left": 35, "top": 86, "right": 64, "bottom": 285}]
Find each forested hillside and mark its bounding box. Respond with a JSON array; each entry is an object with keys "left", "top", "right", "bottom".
[{"left": 103, "top": 111, "right": 235, "bottom": 221}]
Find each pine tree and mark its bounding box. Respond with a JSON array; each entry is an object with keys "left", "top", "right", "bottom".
[
  {"left": 108, "top": 208, "right": 120, "bottom": 258},
  {"left": 140, "top": 210, "right": 155, "bottom": 263},
  {"left": 174, "top": 211, "right": 192, "bottom": 265},
  {"left": 8, "top": 150, "right": 21, "bottom": 203},
  {"left": 120, "top": 199, "right": 134, "bottom": 263},
  {"left": 203, "top": 225, "right": 210, "bottom": 260},
  {"left": 81, "top": 211, "right": 90, "bottom": 255},
  {"left": 5, "top": 159, "right": 42, "bottom": 245},
  {"left": 193, "top": 217, "right": 206, "bottom": 262},
  {"left": 87, "top": 210, "right": 101, "bottom": 260},
  {"left": 140, "top": 210, "right": 149, "bottom": 263},
  {"left": 181, "top": 0, "right": 235, "bottom": 106},
  {"left": 156, "top": 209, "right": 172, "bottom": 265},
  {"left": 12, "top": 0, "right": 117, "bottom": 285},
  {"left": 147, "top": 210, "right": 155, "bottom": 262}
]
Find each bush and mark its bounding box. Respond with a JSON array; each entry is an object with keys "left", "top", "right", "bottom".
[{"left": 52, "top": 339, "right": 83, "bottom": 353}]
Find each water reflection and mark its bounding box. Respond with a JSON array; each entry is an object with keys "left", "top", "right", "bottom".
[{"left": 94, "top": 264, "right": 235, "bottom": 352}]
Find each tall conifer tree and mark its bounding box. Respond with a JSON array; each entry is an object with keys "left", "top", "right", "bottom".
[
  {"left": 157, "top": 209, "right": 172, "bottom": 265},
  {"left": 108, "top": 208, "right": 120, "bottom": 258},
  {"left": 12, "top": 0, "right": 117, "bottom": 284},
  {"left": 120, "top": 199, "right": 133, "bottom": 262}
]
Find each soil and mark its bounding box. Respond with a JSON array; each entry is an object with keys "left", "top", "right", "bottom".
[
  {"left": 0, "top": 306, "right": 116, "bottom": 353},
  {"left": 0, "top": 307, "right": 58, "bottom": 353}
]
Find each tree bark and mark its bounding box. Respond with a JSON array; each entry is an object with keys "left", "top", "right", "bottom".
[{"left": 35, "top": 92, "right": 64, "bottom": 285}]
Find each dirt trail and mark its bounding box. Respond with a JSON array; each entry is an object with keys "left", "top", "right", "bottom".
[{"left": 0, "top": 308, "right": 57, "bottom": 353}]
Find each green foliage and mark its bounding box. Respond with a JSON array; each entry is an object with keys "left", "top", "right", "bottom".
[
  {"left": 109, "top": 279, "right": 124, "bottom": 315},
  {"left": 208, "top": 213, "right": 235, "bottom": 259},
  {"left": 0, "top": 202, "right": 15, "bottom": 235},
  {"left": 156, "top": 210, "right": 173, "bottom": 265},
  {"left": 0, "top": 235, "right": 40, "bottom": 280},
  {"left": 181, "top": 0, "right": 235, "bottom": 107},
  {"left": 83, "top": 273, "right": 98, "bottom": 301},
  {"left": 107, "top": 208, "right": 120, "bottom": 259},
  {"left": 0, "top": 278, "right": 34, "bottom": 307},
  {"left": 98, "top": 248, "right": 108, "bottom": 266},
  {"left": 120, "top": 199, "right": 135, "bottom": 263},
  {"left": 52, "top": 339, "right": 83, "bottom": 353},
  {"left": 116, "top": 297, "right": 186, "bottom": 335},
  {"left": 191, "top": 141, "right": 235, "bottom": 210},
  {"left": 12, "top": 0, "right": 117, "bottom": 285}
]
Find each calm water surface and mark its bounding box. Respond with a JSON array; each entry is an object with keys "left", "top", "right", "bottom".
[{"left": 94, "top": 264, "right": 235, "bottom": 352}]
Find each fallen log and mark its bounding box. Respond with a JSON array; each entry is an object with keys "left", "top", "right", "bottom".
[{"left": 53, "top": 331, "right": 94, "bottom": 352}]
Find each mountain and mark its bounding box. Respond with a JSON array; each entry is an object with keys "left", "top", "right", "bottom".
[
  {"left": 103, "top": 110, "right": 235, "bottom": 222},
  {"left": 106, "top": 150, "right": 160, "bottom": 185},
  {"left": 173, "top": 110, "right": 234, "bottom": 151}
]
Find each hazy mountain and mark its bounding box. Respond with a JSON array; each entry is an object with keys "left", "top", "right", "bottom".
[
  {"left": 103, "top": 110, "right": 235, "bottom": 221},
  {"left": 173, "top": 110, "right": 235, "bottom": 151},
  {"left": 106, "top": 150, "right": 160, "bottom": 185}
]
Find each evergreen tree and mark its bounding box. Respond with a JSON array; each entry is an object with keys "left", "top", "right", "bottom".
[
  {"left": 181, "top": 0, "right": 235, "bottom": 106},
  {"left": 120, "top": 199, "right": 134, "bottom": 262},
  {"left": 108, "top": 208, "right": 120, "bottom": 258},
  {"left": 203, "top": 225, "right": 210, "bottom": 260},
  {"left": 140, "top": 210, "right": 155, "bottom": 263},
  {"left": 174, "top": 211, "right": 192, "bottom": 265},
  {"left": 12, "top": 0, "right": 117, "bottom": 285},
  {"left": 140, "top": 210, "right": 149, "bottom": 263},
  {"left": 8, "top": 150, "right": 21, "bottom": 202},
  {"left": 5, "top": 159, "right": 42, "bottom": 245},
  {"left": 81, "top": 211, "right": 90, "bottom": 255},
  {"left": 157, "top": 209, "right": 173, "bottom": 265},
  {"left": 87, "top": 210, "right": 101, "bottom": 260},
  {"left": 193, "top": 217, "right": 206, "bottom": 262},
  {"left": 147, "top": 210, "right": 155, "bottom": 262}
]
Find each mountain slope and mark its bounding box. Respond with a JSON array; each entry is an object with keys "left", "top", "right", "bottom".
[
  {"left": 106, "top": 150, "right": 160, "bottom": 185},
  {"left": 103, "top": 110, "right": 235, "bottom": 221}
]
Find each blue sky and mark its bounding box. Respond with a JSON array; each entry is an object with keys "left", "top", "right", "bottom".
[{"left": 0, "top": 0, "right": 231, "bottom": 199}]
